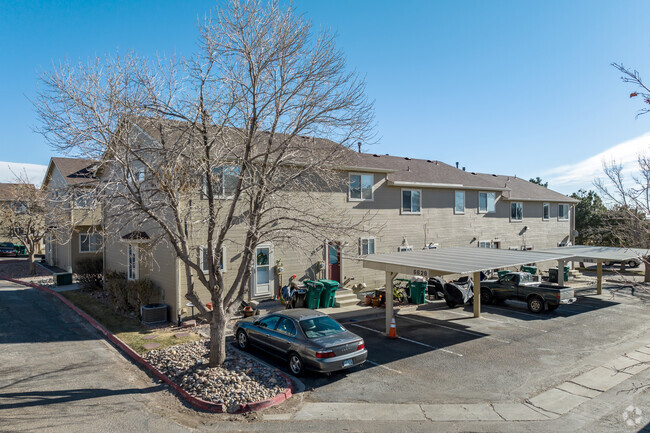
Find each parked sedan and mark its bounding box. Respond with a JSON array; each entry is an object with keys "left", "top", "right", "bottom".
[
  {"left": 0, "top": 242, "right": 16, "bottom": 257},
  {"left": 234, "top": 308, "right": 367, "bottom": 376},
  {"left": 604, "top": 258, "right": 642, "bottom": 268}
]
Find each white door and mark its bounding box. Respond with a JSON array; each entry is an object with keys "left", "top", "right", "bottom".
[{"left": 252, "top": 243, "right": 273, "bottom": 298}]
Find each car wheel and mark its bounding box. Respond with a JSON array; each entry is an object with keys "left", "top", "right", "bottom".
[
  {"left": 480, "top": 288, "right": 494, "bottom": 305},
  {"left": 527, "top": 296, "right": 544, "bottom": 313},
  {"left": 236, "top": 330, "right": 249, "bottom": 350},
  {"left": 546, "top": 304, "right": 559, "bottom": 312},
  {"left": 628, "top": 260, "right": 639, "bottom": 268},
  {"left": 288, "top": 352, "right": 304, "bottom": 376},
  {"left": 445, "top": 298, "right": 457, "bottom": 308}
]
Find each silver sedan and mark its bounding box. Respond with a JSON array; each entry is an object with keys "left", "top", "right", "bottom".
[{"left": 234, "top": 308, "right": 367, "bottom": 376}]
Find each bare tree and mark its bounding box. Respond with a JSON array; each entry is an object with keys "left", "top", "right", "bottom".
[
  {"left": 0, "top": 176, "right": 48, "bottom": 275},
  {"left": 35, "top": 0, "right": 375, "bottom": 366}
]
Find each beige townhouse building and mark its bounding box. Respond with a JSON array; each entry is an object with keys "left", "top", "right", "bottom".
[{"left": 101, "top": 118, "right": 577, "bottom": 321}]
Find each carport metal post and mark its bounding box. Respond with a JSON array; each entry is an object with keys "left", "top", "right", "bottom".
[
  {"left": 597, "top": 259, "right": 603, "bottom": 295},
  {"left": 385, "top": 271, "right": 397, "bottom": 336},
  {"left": 473, "top": 271, "right": 481, "bottom": 318},
  {"left": 558, "top": 259, "right": 565, "bottom": 288}
]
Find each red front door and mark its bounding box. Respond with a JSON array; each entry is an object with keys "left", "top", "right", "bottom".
[{"left": 328, "top": 242, "right": 341, "bottom": 283}]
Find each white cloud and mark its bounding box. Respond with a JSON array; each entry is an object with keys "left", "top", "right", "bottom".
[
  {"left": 0, "top": 161, "right": 48, "bottom": 187},
  {"left": 543, "top": 132, "right": 650, "bottom": 194}
]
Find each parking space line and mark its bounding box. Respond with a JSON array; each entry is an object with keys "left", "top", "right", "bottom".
[
  {"left": 441, "top": 309, "right": 548, "bottom": 333},
  {"left": 400, "top": 316, "right": 511, "bottom": 344},
  {"left": 365, "top": 359, "right": 403, "bottom": 374},
  {"left": 349, "top": 323, "right": 463, "bottom": 357},
  {"left": 481, "top": 305, "right": 547, "bottom": 320}
]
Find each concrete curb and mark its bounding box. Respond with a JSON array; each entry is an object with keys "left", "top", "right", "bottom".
[{"left": 0, "top": 276, "right": 294, "bottom": 414}]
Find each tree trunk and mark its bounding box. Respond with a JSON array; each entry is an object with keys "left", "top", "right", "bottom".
[
  {"left": 209, "top": 307, "right": 227, "bottom": 366},
  {"left": 29, "top": 252, "right": 35, "bottom": 275},
  {"left": 645, "top": 258, "right": 650, "bottom": 283}
]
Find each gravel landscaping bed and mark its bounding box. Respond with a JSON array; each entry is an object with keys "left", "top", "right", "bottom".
[
  {"left": 144, "top": 340, "right": 287, "bottom": 410},
  {"left": 0, "top": 260, "right": 51, "bottom": 279}
]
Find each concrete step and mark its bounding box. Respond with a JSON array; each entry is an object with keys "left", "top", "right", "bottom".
[{"left": 334, "top": 289, "right": 359, "bottom": 308}]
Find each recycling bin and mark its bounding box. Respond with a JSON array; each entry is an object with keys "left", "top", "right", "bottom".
[
  {"left": 408, "top": 281, "right": 427, "bottom": 305},
  {"left": 304, "top": 280, "right": 324, "bottom": 309},
  {"left": 318, "top": 279, "right": 339, "bottom": 308}
]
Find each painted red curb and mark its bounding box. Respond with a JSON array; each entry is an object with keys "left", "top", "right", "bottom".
[{"left": 0, "top": 276, "right": 294, "bottom": 414}]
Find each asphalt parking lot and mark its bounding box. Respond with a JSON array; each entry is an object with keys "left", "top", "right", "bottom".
[{"left": 244, "top": 283, "right": 650, "bottom": 406}]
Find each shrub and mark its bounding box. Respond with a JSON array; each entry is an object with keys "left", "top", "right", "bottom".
[
  {"left": 105, "top": 271, "right": 129, "bottom": 313},
  {"left": 76, "top": 257, "right": 103, "bottom": 291},
  {"left": 127, "top": 278, "right": 157, "bottom": 312}
]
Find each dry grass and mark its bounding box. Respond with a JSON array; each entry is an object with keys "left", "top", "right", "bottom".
[{"left": 61, "top": 290, "right": 201, "bottom": 354}]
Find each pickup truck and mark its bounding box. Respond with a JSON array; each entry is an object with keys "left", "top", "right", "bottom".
[{"left": 480, "top": 272, "right": 576, "bottom": 313}]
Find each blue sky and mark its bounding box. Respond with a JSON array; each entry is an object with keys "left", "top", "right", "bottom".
[{"left": 1, "top": 0, "right": 650, "bottom": 193}]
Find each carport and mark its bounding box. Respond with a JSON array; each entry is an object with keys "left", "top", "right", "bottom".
[
  {"left": 540, "top": 245, "right": 649, "bottom": 295},
  {"left": 363, "top": 247, "right": 575, "bottom": 335}
]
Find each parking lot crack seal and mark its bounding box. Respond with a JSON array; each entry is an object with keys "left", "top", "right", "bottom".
[
  {"left": 489, "top": 403, "right": 506, "bottom": 421},
  {"left": 566, "top": 381, "right": 603, "bottom": 395},
  {"left": 524, "top": 399, "right": 561, "bottom": 417}
]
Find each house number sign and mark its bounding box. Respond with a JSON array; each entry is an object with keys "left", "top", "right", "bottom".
[{"left": 413, "top": 269, "right": 428, "bottom": 278}]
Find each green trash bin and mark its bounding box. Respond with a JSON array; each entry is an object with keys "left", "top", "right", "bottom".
[
  {"left": 522, "top": 265, "right": 538, "bottom": 275},
  {"left": 318, "top": 279, "right": 339, "bottom": 308},
  {"left": 15, "top": 245, "right": 26, "bottom": 255},
  {"left": 304, "top": 280, "right": 324, "bottom": 309},
  {"left": 497, "top": 270, "right": 510, "bottom": 279},
  {"left": 408, "top": 280, "right": 427, "bottom": 305},
  {"left": 548, "top": 266, "right": 570, "bottom": 283}
]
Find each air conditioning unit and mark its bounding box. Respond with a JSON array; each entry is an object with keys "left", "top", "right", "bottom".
[{"left": 397, "top": 246, "right": 413, "bottom": 252}]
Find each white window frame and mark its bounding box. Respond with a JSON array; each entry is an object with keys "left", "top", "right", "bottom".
[
  {"left": 132, "top": 164, "right": 146, "bottom": 183},
  {"left": 401, "top": 188, "right": 422, "bottom": 214},
  {"left": 543, "top": 202, "right": 550, "bottom": 221},
  {"left": 127, "top": 244, "right": 139, "bottom": 281},
  {"left": 478, "top": 191, "right": 496, "bottom": 214},
  {"left": 205, "top": 165, "right": 241, "bottom": 199},
  {"left": 454, "top": 191, "right": 465, "bottom": 214},
  {"left": 478, "top": 240, "right": 491, "bottom": 248},
  {"left": 359, "top": 237, "right": 375, "bottom": 255},
  {"left": 510, "top": 202, "right": 523, "bottom": 222},
  {"left": 79, "top": 233, "right": 101, "bottom": 253},
  {"left": 558, "top": 204, "right": 569, "bottom": 221},
  {"left": 348, "top": 173, "right": 374, "bottom": 201},
  {"left": 200, "top": 245, "right": 227, "bottom": 273}
]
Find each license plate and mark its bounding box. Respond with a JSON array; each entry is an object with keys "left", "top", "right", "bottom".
[{"left": 342, "top": 359, "right": 354, "bottom": 368}]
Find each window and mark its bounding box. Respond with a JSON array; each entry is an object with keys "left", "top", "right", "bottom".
[
  {"left": 80, "top": 233, "right": 102, "bottom": 253},
  {"left": 133, "top": 165, "right": 145, "bottom": 183},
  {"left": 510, "top": 202, "right": 523, "bottom": 221},
  {"left": 478, "top": 240, "right": 491, "bottom": 248},
  {"left": 127, "top": 244, "right": 138, "bottom": 281},
  {"left": 359, "top": 237, "right": 375, "bottom": 255},
  {"left": 12, "top": 202, "right": 27, "bottom": 214},
  {"left": 299, "top": 316, "right": 345, "bottom": 339},
  {"left": 478, "top": 192, "right": 495, "bottom": 213},
  {"left": 558, "top": 204, "right": 569, "bottom": 221},
  {"left": 275, "top": 317, "right": 297, "bottom": 336},
  {"left": 200, "top": 246, "right": 226, "bottom": 273},
  {"left": 454, "top": 191, "right": 465, "bottom": 214},
  {"left": 543, "top": 203, "right": 550, "bottom": 220},
  {"left": 401, "top": 189, "right": 421, "bottom": 214},
  {"left": 349, "top": 173, "right": 373, "bottom": 201},
  {"left": 257, "top": 315, "right": 281, "bottom": 330},
  {"left": 206, "top": 165, "right": 241, "bottom": 198},
  {"left": 74, "top": 191, "right": 94, "bottom": 209}
]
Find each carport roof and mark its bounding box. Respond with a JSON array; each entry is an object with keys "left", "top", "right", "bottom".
[
  {"left": 539, "top": 245, "right": 649, "bottom": 261},
  {"left": 363, "top": 247, "right": 575, "bottom": 275}
]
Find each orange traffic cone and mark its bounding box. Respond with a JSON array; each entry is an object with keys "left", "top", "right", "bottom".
[{"left": 388, "top": 316, "right": 398, "bottom": 339}]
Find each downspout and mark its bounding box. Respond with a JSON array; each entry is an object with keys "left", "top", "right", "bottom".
[{"left": 176, "top": 256, "right": 182, "bottom": 325}]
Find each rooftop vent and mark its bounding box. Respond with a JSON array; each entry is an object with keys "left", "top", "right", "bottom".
[
  {"left": 427, "top": 159, "right": 433, "bottom": 163},
  {"left": 456, "top": 162, "right": 459, "bottom": 168},
  {"left": 404, "top": 157, "right": 411, "bottom": 160},
  {"left": 385, "top": 153, "right": 389, "bottom": 156},
  {"left": 471, "top": 172, "right": 476, "bottom": 175},
  {"left": 462, "top": 167, "right": 466, "bottom": 171},
  {"left": 373, "top": 154, "right": 380, "bottom": 157},
  {"left": 492, "top": 174, "right": 497, "bottom": 177}
]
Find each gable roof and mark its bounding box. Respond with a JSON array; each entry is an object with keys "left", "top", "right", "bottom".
[
  {"left": 42, "top": 157, "right": 99, "bottom": 189},
  {"left": 126, "top": 116, "right": 576, "bottom": 203},
  {"left": 0, "top": 183, "right": 35, "bottom": 201}
]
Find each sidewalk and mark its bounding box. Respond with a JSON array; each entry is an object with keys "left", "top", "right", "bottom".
[{"left": 264, "top": 341, "right": 650, "bottom": 422}]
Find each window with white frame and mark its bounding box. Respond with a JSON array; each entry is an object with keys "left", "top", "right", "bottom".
[
  {"left": 74, "top": 190, "right": 94, "bottom": 209},
  {"left": 359, "top": 237, "right": 375, "bottom": 255},
  {"left": 133, "top": 164, "right": 145, "bottom": 183},
  {"left": 510, "top": 202, "right": 523, "bottom": 221},
  {"left": 127, "top": 244, "right": 138, "bottom": 281},
  {"left": 79, "top": 233, "right": 102, "bottom": 253},
  {"left": 558, "top": 204, "right": 569, "bottom": 221},
  {"left": 205, "top": 166, "right": 241, "bottom": 198},
  {"left": 478, "top": 240, "right": 491, "bottom": 248},
  {"left": 349, "top": 173, "right": 373, "bottom": 201},
  {"left": 454, "top": 191, "right": 465, "bottom": 214},
  {"left": 543, "top": 203, "right": 550, "bottom": 220},
  {"left": 401, "top": 189, "right": 421, "bottom": 214},
  {"left": 200, "top": 246, "right": 226, "bottom": 273},
  {"left": 478, "top": 192, "right": 495, "bottom": 213}
]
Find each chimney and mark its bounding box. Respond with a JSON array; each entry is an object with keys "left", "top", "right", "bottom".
[
  {"left": 357, "top": 142, "right": 361, "bottom": 153},
  {"left": 455, "top": 162, "right": 459, "bottom": 168}
]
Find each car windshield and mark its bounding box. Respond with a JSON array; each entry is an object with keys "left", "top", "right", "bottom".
[{"left": 299, "top": 316, "right": 345, "bottom": 339}]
